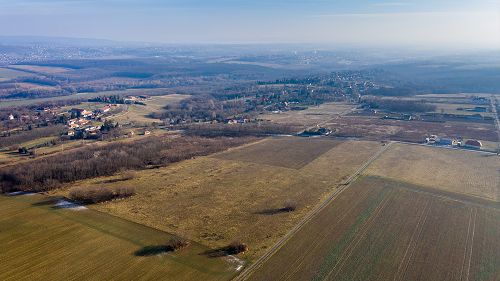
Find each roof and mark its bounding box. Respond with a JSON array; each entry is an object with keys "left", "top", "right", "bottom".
[{"left": 465, "top": 140, "right": 482, "bottom": 147}]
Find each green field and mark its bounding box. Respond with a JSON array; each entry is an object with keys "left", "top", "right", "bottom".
[
  {"left": 247, "top": 176, "right": 500, "bottom": 281},
  {"left": 0, "top": 194, "right": 240, "bottom": 281}
]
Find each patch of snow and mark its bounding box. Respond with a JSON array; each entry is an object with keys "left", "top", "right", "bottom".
[
  {"left": 54, "top": 200, "right": 87, "bottom": 210},
  {"left": 8, "top": 191, "right": 36, "bottom": 196},
  {"left": 226, "top": 255, "right": 245, "bottom": 271}
]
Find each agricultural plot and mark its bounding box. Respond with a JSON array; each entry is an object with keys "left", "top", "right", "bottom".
[
  {"left": 53, "top": 138, "right": 382, "bottom": 260},
  {"left": 0, "top": 67, "right": 34, "bottom": 82},
  {"left": 215, "top": 137, "right": 342, "bottom": 169},
  {"left": 248, "top": 176, "right": 500, "bottom": 281},
  {"left": 9, "top": 65, "right": 72, "bottom": 74},
  {"left": 110, "top": 94, "right": 188, "bottom": 124},
  {"left": 326, "top": 116, "right": 499, "bottom": 142},
  {"left": 0, "top": 194, "right": 239, "bottom": 281},
  {"left": 260, "top": 102, "right": 355, "bottom": 127},
  {"left": 0, "top": 88, "right": 175, "bottom": 109},
  {"left": 430, "top": 102, "right": 495, "bottom": 117},
  {"left": 365, "top": 143, "right": 500, "bottom": 202}
]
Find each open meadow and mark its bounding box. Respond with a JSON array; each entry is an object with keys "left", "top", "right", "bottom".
[
  {"left": 247, "top": 176, "right": 500, "bottom": 281},
  {"left": 51, "top": 137, "right": 383, "bottom": 260},
  {"left": 0, "top": 193, "right": 240, "bottom": 281}
]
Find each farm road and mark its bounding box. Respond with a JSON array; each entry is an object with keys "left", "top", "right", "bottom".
[{"left": 234, "top": 141, "right": 392, "bottom": 281}]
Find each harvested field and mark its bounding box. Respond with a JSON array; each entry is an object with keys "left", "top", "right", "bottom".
[
  {"left": 365, "top": 143, "right": 500, "bottom": 202},
  {"left": 0, "top": 194, "right": 239, "bottom": 281},
  {"left": 326, "top": 116, "right": 499, "bottom": 142},
  {"left": 53, "top": 138, "right": 382, "bottom": 260},
  {"left": 248, "top": 176, "right": 500, "bottom": 281},
  {"left": 215, "top": 137, "right": 342, "bottom": 169},
  {"left": 260, "top": 102, "right": 355, "bottom": 127}
]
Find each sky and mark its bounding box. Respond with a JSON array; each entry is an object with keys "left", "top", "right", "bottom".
[{"left": 0, "top": 0, "right": 499, "bottom": 49}]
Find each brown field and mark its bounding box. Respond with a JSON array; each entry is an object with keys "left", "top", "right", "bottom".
[
  {"left": 326, "top": 116, "right": 499, "bottom": 142},
  {"left": 248, "top": 176, "right": 500, "bottom": 281},
  {"left": 51, "top": 138, "right": 382, "bottom": 260},
  {"left": 215, "top": 137, "right": 342, "bottom": 169},
  {"left": 365, "top": 143, "right": 500, "bottom": 202},
  {"left": 0, "top": 67, "right": 34, "bottom": 81},
  {"left": 9, "top": 65, "right": 72, "bottom": 74},
  {"left": 260, "top": 102, "right": 355, "bottom": 127}
]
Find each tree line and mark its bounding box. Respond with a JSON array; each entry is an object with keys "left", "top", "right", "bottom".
[{"left": 0, "top": 135, "right": 255, "bottom": 193}]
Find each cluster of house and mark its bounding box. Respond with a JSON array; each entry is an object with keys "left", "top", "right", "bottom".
[
  {"left": 425, "top": 135, "right": 482, "bottom": 149},
  {"left": 66, "top": 105, "right": 115, "bottom": 137},
  {"left": 226, "top": 117, "right": 250, "bottom": 125},
  {"left": 124, "top": 95, "right": 149, "bottom": 104}
]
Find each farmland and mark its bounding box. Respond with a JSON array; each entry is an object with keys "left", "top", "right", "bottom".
[
  {"left": 365, "top": 143, "right": 500, "bottom": 202},
  {"left": 50, "top": 137, "right": 383, "bottom": 260},
  {"left": 0, "top": 193, "right": 240, "bottom": 281},
  {"left": 326, "top": 116, "right": 499, "bottom": 143},
  {"left": 110, "top": 94, "right": 189, "bottom": 124},
  {"left": 8, "top": 65, "right": 72, "bottom": 74},
  {"left": 260, "top": 102, "right": 355, "bottom": 128},
  {"left": 247, "top": 176, "right": 500, "bottom": 281},
  {"left": 0, "top": 67, "right": 34, "bottom": 82},
  {"left": 0, "top": 88, "right": 178, "bottom": 109}
]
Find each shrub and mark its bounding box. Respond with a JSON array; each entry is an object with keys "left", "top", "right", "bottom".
[
  {"left": 226, "top": 241, "right": 248, "bottom": 255},
  {"left": 165, "top": 238, "right": 190, "bottom": 252},
  {"left": 121, "top": 171, "right": 136, "bottom": 181},
  {"left": 68, "top": 186, "right": 115, "bottom": 204},
  {"left": 283, "top": 199, "right": 297, "bottom": 212},
  {"left": 114, "top": 186, "right": 136, "bottom": 198}
]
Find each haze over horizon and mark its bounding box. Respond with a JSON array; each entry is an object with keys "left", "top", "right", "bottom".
[{"left": 0, "top": 0, "right": 499, "bottom": 49}]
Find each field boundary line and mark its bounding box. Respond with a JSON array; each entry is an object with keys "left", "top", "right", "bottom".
[{"left": 233, "top": 142, "right": 392, "bottom": 281}]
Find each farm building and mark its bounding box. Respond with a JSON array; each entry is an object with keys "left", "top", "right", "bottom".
[{"left": 463, "top": 139, "right": 482, "bottom": 149}]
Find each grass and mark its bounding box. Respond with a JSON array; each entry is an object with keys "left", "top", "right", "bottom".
[
  {"left": 365, "top": 143, "right": 500, "bottom": 202},
  {"left": 50, "top": 138, "right": 382, "bottom": 260},
  {"left": 18, "top": 136, "right": 58, "bottom": 149},
  {"left": 0, "top": 194, "right": 239, "bottom": 281},
  {"left": 248, "top": 176, "right": 500, "bottom": 281}
]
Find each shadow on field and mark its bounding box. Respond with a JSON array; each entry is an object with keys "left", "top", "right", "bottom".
[
  {"left": 134, "top": 245, "right": 173, "bottom": 256},
  {"left": 200, "top": 247, "right": 234, "bottom": 258},
  {"left": 31, "top": 198, "right": 59, "bottom": 206},
  {"left": 98, "top": 178, "right": 130, "bottom": 184},
  {"left": 254, "top": 207, "right": 295, "bottom": 215}
]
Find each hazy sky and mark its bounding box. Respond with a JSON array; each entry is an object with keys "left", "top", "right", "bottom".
[{"left": 0, "top": 0, "right": 499, "bottom": 48}]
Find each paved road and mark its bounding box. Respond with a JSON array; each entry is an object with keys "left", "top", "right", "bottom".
[{"left": 234, "top": 142, "right": 392, "bottom": 281}]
